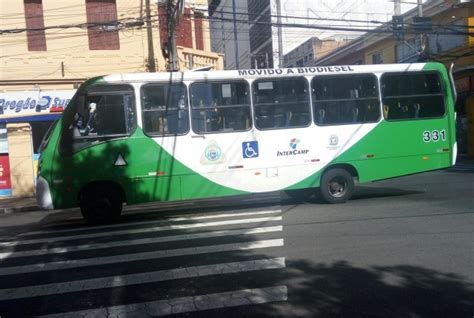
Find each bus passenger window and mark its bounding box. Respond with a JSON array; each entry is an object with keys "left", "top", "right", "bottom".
[
  {"left": 190, "top": 80, "right": 251, "bottom": 134},
  {"left": 141, "top": 83, "right": 189, "bottom": 136},
  {"left": 312, "top": 74, "right": 380, "bottom": 126},
  {"left": 253, "top": 77, "right": 310, "bottom": 130},
  {"left": 60, "top": 84, "right": 136, "bottom": 153},
  {"left": 381, "top": 72, "right": 445, "bottom": 121}
]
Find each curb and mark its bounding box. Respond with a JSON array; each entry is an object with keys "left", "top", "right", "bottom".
[{"left": 0, "top": 205, "right": 39, "bottom": 215}]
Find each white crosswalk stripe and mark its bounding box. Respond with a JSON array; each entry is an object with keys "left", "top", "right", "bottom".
[
  {"left": 0, "top": 257, "right": 286, "bottom": 301},
  {"left": 0, "top": 225, "right": 283, "bottom": 259},
  {"left": 0, "top": 216, "right": 282, "bottom": 247},
  {"left": 0, "top": 239, "right": 284, "bottom": 276},
  {"left": 40, "top": 286, "right": 288, "bottom": 318},
  {"left": 20, "top": 209, "right": 283, "bottom": 237},
  {"left": 0, "top": 208, "right": 287, "bottom": 316}
]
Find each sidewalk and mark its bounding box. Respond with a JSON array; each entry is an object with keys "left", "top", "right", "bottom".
[
  {"left": 0, "top": 196, "right": 38, "bottom": 215},
  {"left": 457, "top": 153, "right": 474, "bottom": 165},
  {"left": 0, "top": 154, "right": 472, "bottom": 215}
]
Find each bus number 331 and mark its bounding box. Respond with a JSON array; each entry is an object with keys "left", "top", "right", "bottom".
[{"left": 423, "top": 129, "right": 447, "bottom": 142}]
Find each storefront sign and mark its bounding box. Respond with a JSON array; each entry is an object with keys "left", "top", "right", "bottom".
[
  {"left": 0, "top": 90, "right": 76, "bottom": 116},
  {"left": 0, "top": 154, "right": 11, "bottom": 197}
]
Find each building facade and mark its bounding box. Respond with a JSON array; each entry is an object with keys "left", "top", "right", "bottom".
[
  {"left": 0, "top": 0, "right": 223, "bottom": 197},
  {"left": 209, "top": 0, "right": 251, "bottom": 69},
  {"left": 209, "top": 0, "right": 417, "bottom": 70},
  {"left": 282, "top": 37, "right": 351, "bottom": 68},
  {"left": 315, "top": 0, "right": 474, "bottom": 156}
]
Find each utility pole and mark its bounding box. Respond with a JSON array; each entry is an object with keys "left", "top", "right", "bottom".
[
  {"left": 145, "top": 0, "right": 156, "bottom": 72},
  {"left": 276, "top": 0, "right": 283, "bottom": 68},
  {"left": 392, "top": 0, "right": 403, "bottom": 41},
  {"left": 166, "top": 0, "right": 183, "bottom": 71},
  {"left": 394, "top": 0, "right": 401, "bottom": 15},
  {"left": 417, "top": 0, "right": 428, "bottom": 61},
  {"left": 417, "top": 0, "right": 423, "bottom": 20},
  {"left": 220, "top": 8, "right": 226, "bottom": 54},
  {"left": 231, "top": 0, "right": 240, "bottom": 69}
]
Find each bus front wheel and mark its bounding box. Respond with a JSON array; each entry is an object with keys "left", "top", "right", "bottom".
[
  {"left": 319, "top": 168, "right": 354, "bottom": 204},
  {"left": 80, "top": 184, "right": 123, "bottom": 224}
]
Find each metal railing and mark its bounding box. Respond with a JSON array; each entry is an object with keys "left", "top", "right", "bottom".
[{"left": 177, "top": 46, "right": 224, "bottom": 71}]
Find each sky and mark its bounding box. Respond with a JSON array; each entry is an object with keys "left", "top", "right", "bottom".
[{"left": 276, "top": 0, "right": 425, "bottom": 54}]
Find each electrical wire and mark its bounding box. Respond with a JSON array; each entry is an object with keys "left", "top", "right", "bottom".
[
  {"left": 2, "top": 4, "right": 471, "bottom": 35},
  {"left": 0, "top": 1, "right": 472, "bottom": 75}
]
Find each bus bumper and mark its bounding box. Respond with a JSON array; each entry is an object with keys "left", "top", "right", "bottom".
[
  {"left": 36, "top": 176, "right": 54, "bottom": 210},
  {"left": 452, "top": 142, "right": 458, "bottom": 166}
]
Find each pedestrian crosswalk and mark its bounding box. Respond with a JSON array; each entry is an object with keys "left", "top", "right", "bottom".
[
  {"left": 0, "top": 207, "right": 287, "bottom": 317},
  {"left": 40, "top": 286, "right": 289, "bottom": 318}
]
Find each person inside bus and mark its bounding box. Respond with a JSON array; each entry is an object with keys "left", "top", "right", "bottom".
[
  {"left": 86, "top": 102, "right": 98, "bottom": 134},
  {"left": 206, "top": 99, "right": 222, "bottom": 131},
  {"left": 316, "top": 108, "right": 326, "bottom": 125},
  {"left": 75, "top": 101, "right": 97, "bottom": 136}
]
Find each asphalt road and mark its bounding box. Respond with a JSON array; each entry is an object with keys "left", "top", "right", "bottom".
[{"left": 0, "top": 163, "right": 472, "bottom": 318}]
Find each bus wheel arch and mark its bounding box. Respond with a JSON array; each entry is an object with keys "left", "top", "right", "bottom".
[
  {"left": 319, "top": 164, "right": 358, "bottom": 204},
  {"left": 78, "top": 181, "right": 125, "bottom": 224}
]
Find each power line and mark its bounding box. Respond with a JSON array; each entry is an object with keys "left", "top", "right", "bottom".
[
  {"left": 0, "top": 3, "right": 472, "bottom": 73},
  {"left": 0, "top": 17, "right": 474, "bottom": 36},
  {"left": 0, "top": 16, "right": 466, "bottom": 52},
  {"left": 204, "top": 8, "right": 473, "bottom": 31},
  {"left": 2, "top": 8, "right": 471, "bottom": 37}
]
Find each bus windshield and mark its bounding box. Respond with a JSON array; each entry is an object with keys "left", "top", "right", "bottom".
[{"left": 37, "top": 119, "right": 58, "bottom": 153}]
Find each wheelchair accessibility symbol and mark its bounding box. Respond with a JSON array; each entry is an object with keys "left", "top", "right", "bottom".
[{"left": 242, "top": 141, "right": 259, "bottom": 158}]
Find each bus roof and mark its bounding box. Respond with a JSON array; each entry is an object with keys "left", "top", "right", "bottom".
[{"left": 100, "top": 62, "right": 444, "bottom": 84}]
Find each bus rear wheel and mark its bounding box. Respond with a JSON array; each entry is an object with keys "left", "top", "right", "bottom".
[
  {"left": 319, "top": 168, "right": 354, "bottom": 204},
  {"left": 80, "top": 184, "right": 123, "bottom": 224}
]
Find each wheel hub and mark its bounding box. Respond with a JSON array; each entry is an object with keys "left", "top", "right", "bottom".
[{"left": 328, "top": 178, "right": 347, "bottom": 197}]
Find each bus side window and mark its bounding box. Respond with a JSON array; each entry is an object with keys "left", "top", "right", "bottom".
[
  {"left": 141, "top": 83, "right": 189, "bottom": 136},
  {"left": 125, "top": 94, "right": 135, "bottom": 134},
  {"left": 253, "top": 77, "right": 310, "bottom": 130},
  {"left": 381, "top": 72, "right": 445, "bottom": 121},
  {"left": 61, "top": 84, "right": 136, "bottom": 154},
  {"left": 312, "top": 74, "right": 379, "bottom": 126},
  {"left": 190, "top": 81, "right": 251, "bottom": 134},
  {"left": 316, "top": 108, "right": 326, "bottom": 125},
  {"left": 96, "top": 95, "right": 127, "bottom": 135}
]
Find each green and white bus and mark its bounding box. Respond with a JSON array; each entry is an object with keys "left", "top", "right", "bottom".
[{"left": 36, "top": 62, "right": 457, "bottom": 222}]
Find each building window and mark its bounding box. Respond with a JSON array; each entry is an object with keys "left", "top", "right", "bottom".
[
  {"left": 428, "top": 19, "right": 465, "bottom": 55},
  {"left": 159, "top": 5, "right": 193, "bottom": 49},
  {"left": 252, "top": 42, "right": 273, "bottom": 69},
  {"left": 372, "top": 51, "right": 383, "bottom": 64},
  {"left": 85, "top": 0, "right": 120, "bottom": 50},
  {"left": 24, "top": 0, "right": 47, "bottom": 51},
  {"left": 396, "top": 37, "right": 420, "bottom": 63}
]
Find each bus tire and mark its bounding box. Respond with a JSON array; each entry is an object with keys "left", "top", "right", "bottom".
[
  {"left": 80, "top": 184, "right": 123, "bottom": 224},
  {"left": 319, "top": 168, "right": 354, "bottom": 204}
]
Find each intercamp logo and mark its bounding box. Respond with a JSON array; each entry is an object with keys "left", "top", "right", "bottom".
[{"left": 277, "top": 138, "right": 309, "bottom": 157}]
